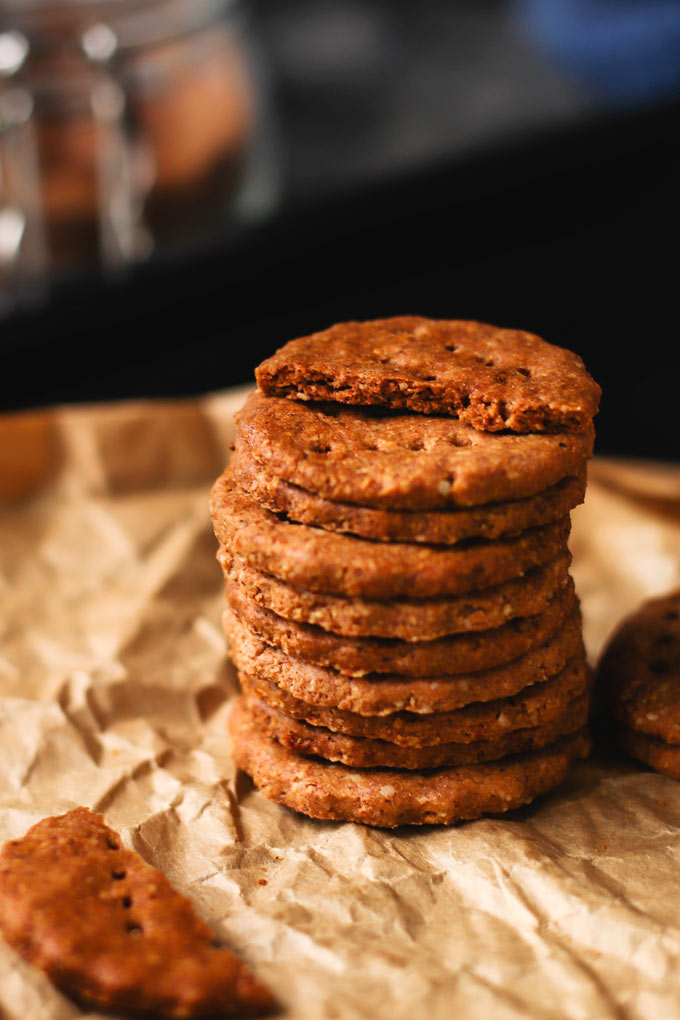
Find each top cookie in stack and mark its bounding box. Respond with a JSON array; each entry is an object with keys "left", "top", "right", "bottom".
[
  {"left": 255, "top": 317, "right": 600, "bottom": 431},
  {"left": 214, "top": 317, "right": 600, "bottom": 828}
]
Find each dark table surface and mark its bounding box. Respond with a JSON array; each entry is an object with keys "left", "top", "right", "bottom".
[{"left": 1, "top": 0, "right": 678, "bottom": 461}]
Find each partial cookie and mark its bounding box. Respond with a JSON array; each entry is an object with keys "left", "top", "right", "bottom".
[
  {"left": 235, "top": 391, "right": 594, "bottom": 510},
  {"left": 231, "top": 442, "right": 587, "bottom": 544},
  {"left": 225, "top": 577, "right": 576, "bottom": 678},
  {"left": 0, "top": 807, "right": 275, "bottom": 1018},
  {"left": 244, "top": 690, "right": 590, "bottom": 769},
  {"left": 255, "top": 317, "right": 600, "bottom": 433},
  {"left": 225, "top": 607, "right": 584, "bottom": 715},
  {"left": 222, "top": 550, "right": 571, "bottom": 640},
  {"left": 213, "top": 480, "right": 572, "bottom": 600},
  {"left": 229, "top": 698, "right": 591, "bottom": 827},
  {"left": 613, "top": 724, "right": 680, "bottom": 780},
  {"left": 598, "top": 590, "right": 680, "bottom": 745},
  {"left": 238, "top": 655, "right": 589, "bottom": 747}
]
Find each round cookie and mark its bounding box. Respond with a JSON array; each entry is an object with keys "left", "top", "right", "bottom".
[
  {"left": 612, "top": 724, "right": 680, "bottom": 780},
  {"left": 228, "top": 698, "right": 592, "bottom": 827},
  {"left": 235, "top": 391, "right": 594, "bottom": 510},
  {"left": 254, "top": 317, "right": 601, "bottom": 434},
  {"left": 221, "top": 550, "right": 571, "bottom": 641},
  {"left": 225, "top": 577, "right": 576, "bottom": 678},
  {"left": 238, "top": 655, "right": 589, "bottom": 747},
  {"left": 212, "top": 480, "right": 572, "bottom": 600},
  {"left": 598, "top": 590, "right": 680, "bottom": 745},
  {"left": 244, "top": 691, "right": 590, "bottom": 769},
  {"left": 224, "top": 607, "right": 585, "bottom": 715},
  {"left": 230, "top": 442, "right": 587, "bottom": 545}
]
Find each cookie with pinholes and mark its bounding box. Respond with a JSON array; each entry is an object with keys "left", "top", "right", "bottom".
[
  {"left": 255, "top": 317, "right": 600, "bottom": 433},
  {"left": 0, "top": 808, "right": 275, "bottom": 1018}
]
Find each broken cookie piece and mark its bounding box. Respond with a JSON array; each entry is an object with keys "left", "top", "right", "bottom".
[
  {"left": 255, "top": 317, "right": 601, "bottom": 433},
  {"left": 0, "top": 807, "right": 275, "bottom": 1018}
]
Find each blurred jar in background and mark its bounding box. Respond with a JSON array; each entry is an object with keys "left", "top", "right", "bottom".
[{"left": 0, "top": 0, "right": 261, "bottom": 300}]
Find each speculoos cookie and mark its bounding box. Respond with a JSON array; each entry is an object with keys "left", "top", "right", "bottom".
[
  {"left": 243, "top": 691, "right": 590, "bottom": 769},
  {"left": 237, "top": 655, "right": 588, "bottom": 748},
  {"left": 224, "top": 607, "right": 584, "bottom": 715},
  {"left": 230, "top": 442, "right": 587, "bottom": 544},
  {"left": 598, "top": 590, "right": 680, "bottom": 744},
  {"left": 611, "top": 724, "right": 680, "bottom": 780},
  {"left": 255, "top": 317, "right": 600, "bottom": 433},
  {"left": 0, "top": 807, "right": 275, "bottom": 1018},
  {"left": 222, "top": 550, "right": 571, "bottom": 641},
  {"left": 225, "top": 577, "right": 576, "bottom": 678},
  {"left": 228, "top": 698, "right": 591, "bottom": 827},
  {"left": 213, "top": 480, "right": 572, "bottom": 600},
  {"left": 235, "top": 390, "right": 594, "bottom": 510}
]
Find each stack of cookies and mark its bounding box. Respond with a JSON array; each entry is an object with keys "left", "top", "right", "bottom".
[{"left": 212, "top": 318, "right": 600, "bottom": 827}]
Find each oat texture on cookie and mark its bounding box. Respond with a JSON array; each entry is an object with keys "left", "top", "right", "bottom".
[{"left": 212, "top": 316, "right": 599, "bottom": 826}]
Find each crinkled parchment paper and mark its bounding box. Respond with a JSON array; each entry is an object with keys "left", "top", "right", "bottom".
[{"left": 2, "top": 390, "right": 680, "bottom": 1020}]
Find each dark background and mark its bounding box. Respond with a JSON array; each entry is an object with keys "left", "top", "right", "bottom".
[{"left": 2, "top": 0, "right": 679, "bottom": 459}]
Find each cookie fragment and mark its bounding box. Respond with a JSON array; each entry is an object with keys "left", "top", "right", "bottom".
[
  {"left": 255, "top": 317, "right": 601, "bottom": 433},
  {"left": 229, "top": 698, "right": 591, "bottom": 827},
  {"left": 0, "top": 808, "right": 275, "bottom": 1018}
]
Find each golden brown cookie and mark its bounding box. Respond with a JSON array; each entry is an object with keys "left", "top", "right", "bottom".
[
  {"left": 238, "top": 654, "right": 589, "bottom": 747},
  {"left": 225, "top": 577, "right": 576, "bottom": 678},
  {"left": 229, "top": 698, "right": 591, "bottom": 827},
  {"left": 255, "top": 317, "right": 600, "bottom": 433},
  {"left": 244, "top": 690, "right": 590, "bottom": 769},
  {"left": 225, "top": 607, "right": 584, "bottom": 715},
  {"left": 612, "top": 724, "right": 680, "bottom": 780},
  {"left": 235, "top": 391, "right": 594, "bottom": 510},
  {"left": 213, "top": 479, "right": 572, "bottom": 600},
  {"left": 221, "top": 550, "right": 571, "bottom": 640},
  {"left": 598, "top": 591, "right": 680, "bottom": 771},
  {"left": 230, "top": 441, "right": 587, "bottom": 544},
  {"left": 0, "top": 808, "right": 275, "bottom": 1018}
]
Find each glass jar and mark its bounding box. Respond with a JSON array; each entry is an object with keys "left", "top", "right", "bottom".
[{"left": 0, "top": 0, "right": 259, "bottom": 299}]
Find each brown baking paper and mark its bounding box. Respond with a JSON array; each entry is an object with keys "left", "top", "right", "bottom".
[{"left": 2, "top": 390, "right": 680, "bottom": 1020}]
